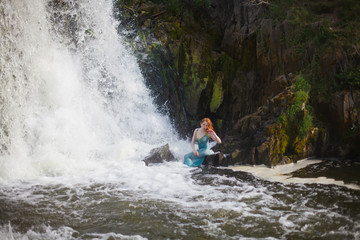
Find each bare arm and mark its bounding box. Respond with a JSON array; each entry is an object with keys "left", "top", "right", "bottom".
[
  {"left": 191, "top": 129, "right": 199, "bottom": 156},
  {"left": 208, "top": 130, "right": 221, "bottom": 144}
]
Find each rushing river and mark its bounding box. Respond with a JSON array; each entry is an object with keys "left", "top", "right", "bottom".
[{"left": 0, "top": 0, "right": 359, "bottom": 239}]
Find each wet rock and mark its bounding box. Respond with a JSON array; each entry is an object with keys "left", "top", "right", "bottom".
[
  {"left": 256, "top": 140, "right": 271, "bottom": 167},
  {"left": 203, "top": 152, "right": 227, "bottom": 166},
  {"left": 143, "top": 144, "right": 175, "bottom": 166},
  {"left": 332, "top": 91, "right": 356, "bottom": 132},
  {"left": 231, "top": 149, "right": 242, "bottom": 161},
  {"left": 270, "top": 75, "right": 289, "bottom": 97}
]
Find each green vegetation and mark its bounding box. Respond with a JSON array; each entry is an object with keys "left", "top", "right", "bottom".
[
  {"left": 266, "top": 0, "right": 359, "bottom": 162},
  {"left": 270, "top": 75, "right": 314, "bottom": 163},
  {"left": 293, "top": 74, "right": 311, "bottom": 92},
  {"left": 337, "top": 66, "right": 360, "bottom": 90},
  {"left": 268, "top": 0, "right": 359, "bottom": 90}
]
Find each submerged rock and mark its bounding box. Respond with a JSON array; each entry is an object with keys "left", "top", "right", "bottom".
[{"left": 143, "top": 144, "right": 175, "bottom": 166}]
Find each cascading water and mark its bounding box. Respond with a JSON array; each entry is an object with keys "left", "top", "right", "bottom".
[
  {"left": 0, "top": 0, "right": 180, "bottom": 181},
  {"left": 0, "top": 1, "right": 359, "bottom": 239}
]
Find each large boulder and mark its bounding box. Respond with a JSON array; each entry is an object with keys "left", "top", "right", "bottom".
[{"left": 143, "top": 144, "right": 175, "bottom": 166}]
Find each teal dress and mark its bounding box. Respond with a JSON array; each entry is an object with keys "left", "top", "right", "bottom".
[{"left": 184, "top": 128, "right": 211, "bottom": 167}]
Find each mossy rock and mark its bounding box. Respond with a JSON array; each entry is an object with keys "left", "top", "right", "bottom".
[{"left": 210, "top": 73, "right": 224, "bottom": 113}]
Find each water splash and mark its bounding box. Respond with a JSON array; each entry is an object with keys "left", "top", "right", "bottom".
[{"left": 0, "top": 0, "right": 180, "bottom": 182}]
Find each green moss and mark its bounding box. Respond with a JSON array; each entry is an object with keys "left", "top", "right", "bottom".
[
  {"left": 209, "top": 76, "right": 223, "bottom": 113},
  {"left": 269, "top": 123, "right": 289, "bottom": 164},
  {"left": 287, "top": 90, "right": 308, "bottom": 119},
  {"left": 292, "top": 137, "right": 305, "bottom": 155},
  {"left": 299, "top": 113, "right": 313, "bottom": 139},
  {"left": 169, "top": 21, "right": 182, "bottom": 40},
  {"left": 276, "top": 113, "right": 286, "bottom": 125},
  {"left": 293, "top": 75, "right": 311, "bottom": 92},
  {"left": 270, "top": 74, "right": 314, "bottom": 162},
  {"left": 191, "top": 49, "right": 201, "bottom": 66}
]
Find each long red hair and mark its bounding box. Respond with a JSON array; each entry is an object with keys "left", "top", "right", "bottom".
[{"left": 201, "top": 118, "right": 214, "bottom": 132}]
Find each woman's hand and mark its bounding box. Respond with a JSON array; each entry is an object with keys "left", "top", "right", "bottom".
[{"left": 193, "top": 150, "right": 199, "bottom": 156}]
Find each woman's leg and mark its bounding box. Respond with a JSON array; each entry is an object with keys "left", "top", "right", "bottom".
[
  {"left": 184, "top": 152, "right": 204, "bottom": 167},
  {"left": 183, "top": 147, "right": 211, "bottom": 167}
]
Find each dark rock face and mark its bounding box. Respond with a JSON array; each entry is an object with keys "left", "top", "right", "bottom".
[
  {"left": 316, "top": 91, "right": 360, "bottom": 158},
  {"left": 203, "top": 152, "right": 228, "bottom": 166},
  {"left": 118, "top": 0, "right": 360, "bottom": 165},
  {"left": 143, "top": 144, "right": 175, "bottom": 166}
]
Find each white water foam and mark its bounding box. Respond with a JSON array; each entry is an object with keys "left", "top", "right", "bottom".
[
  {"left": 229, "top": 159, "right": 360, "bottom": 190},
  {"left": 0, "top": 223, "right": 147, "bottom": 240},
  {"left": 0, "top": 0, "right": 184, "bottom": 184}
]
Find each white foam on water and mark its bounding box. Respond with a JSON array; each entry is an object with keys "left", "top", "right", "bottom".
[
  {"left": 0, "top": 223, "right": 147, "bottom": 240},
  {"left": 229, "top": 159, "right": 360, "bottom": 190}
]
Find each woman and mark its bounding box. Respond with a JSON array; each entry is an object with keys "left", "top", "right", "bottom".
[{"left": 184, "top": 118, "right": 221, "bottom": 167}]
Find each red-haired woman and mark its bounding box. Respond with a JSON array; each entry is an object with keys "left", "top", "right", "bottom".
[{"left": 184, "top": 118, "right": 221, "bottom": 167}]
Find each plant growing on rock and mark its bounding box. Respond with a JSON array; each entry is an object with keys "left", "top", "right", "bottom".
[{"left": 270, "top": 74, "right": 314, "bottom": 164}]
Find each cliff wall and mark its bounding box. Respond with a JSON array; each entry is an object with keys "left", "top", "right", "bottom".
[{"left": 117, "top": 0, "right": 360, "bottom": 166}]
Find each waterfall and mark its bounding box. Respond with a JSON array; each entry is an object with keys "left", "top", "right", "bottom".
[{"left": 0, "top": 0, "right": 181, "bottom": 182}]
